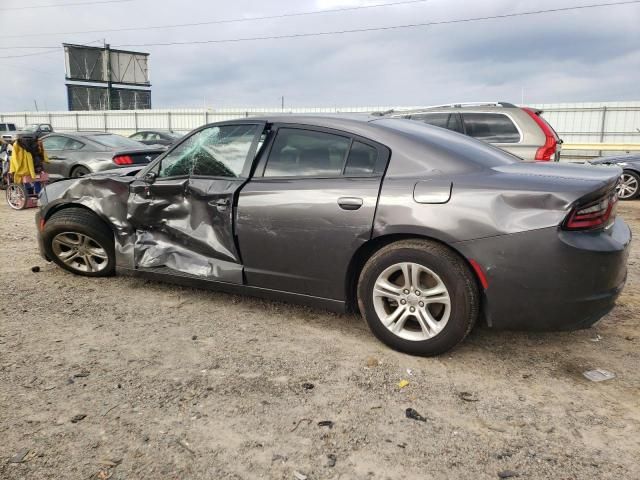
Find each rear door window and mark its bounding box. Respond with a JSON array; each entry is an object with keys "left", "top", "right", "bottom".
[
  {"left": 411, "top": 113, "right": 464, "bottom": 134},
  {"left": 462, "top": 113, "right": 521, "bottom": 143},
  {"left": 263, "top": 128, "right": 350, "bottom": 177},
  {"left": 412, "top": 113, "right": 449, "bottom": 129}
]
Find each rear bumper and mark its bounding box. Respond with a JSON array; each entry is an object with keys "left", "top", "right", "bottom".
[{"left": 455, "top": 218, "right": 631, "bottom": 331}]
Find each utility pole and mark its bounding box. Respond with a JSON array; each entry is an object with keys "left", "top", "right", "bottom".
[
  {"left": 281, "top": 95, "right": 284, "bottom": 112},
  {"left": 33, "top": 99, "right": 39, "bottom": 111},
  {"left": 105, "top": 40, "right": 112, "bottom": 110}
]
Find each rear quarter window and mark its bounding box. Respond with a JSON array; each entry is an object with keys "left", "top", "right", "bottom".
[
  {"left": 344, "top": 141, "right": 378, "bottom": 175},
  {"left": 462, "top": 113, "right": 521, "bottom": 143}
]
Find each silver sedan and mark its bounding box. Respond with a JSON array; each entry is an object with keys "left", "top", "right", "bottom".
[{"left": 41, "top": 131, "right": 165, "bottom": 179}]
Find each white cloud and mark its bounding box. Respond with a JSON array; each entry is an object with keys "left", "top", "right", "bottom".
[{"left": 0, "top": 0, "right": 638, "bottom": 111}]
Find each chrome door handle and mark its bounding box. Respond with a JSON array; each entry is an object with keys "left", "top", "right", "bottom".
[
  {"left": 338, "top": 197, "right": 363, "bottom": 210},
  {"left": 216, "top": 198, "right": 230, "bottom": 211}
]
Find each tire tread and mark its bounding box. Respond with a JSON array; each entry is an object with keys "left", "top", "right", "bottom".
[
  {"left": 357, "top": 239, "right": 479, "bottom": 356},
  {"left": 43, "top": 207, "right": 115, "bottom": 277}
]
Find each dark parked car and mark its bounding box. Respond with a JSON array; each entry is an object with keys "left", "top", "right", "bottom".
[
  {"left": 129, "top": 130, "right": 183, "bottom": 146},
  {"left": 35, "top": 117, "right": 630, "bottom": 355},
  {"left": 591, "top": 154, "right": 640, "bottom": 200},
  {"left": 42, "top": 132, "right": 166, "bottom": 179}
]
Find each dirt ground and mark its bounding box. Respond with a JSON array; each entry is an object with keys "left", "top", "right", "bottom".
[{"left": 0, "top": 200, "right": 638, "bottom": 480}]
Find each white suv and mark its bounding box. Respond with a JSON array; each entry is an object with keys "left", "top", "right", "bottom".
[
  {"left": 0, "top": 123, "right": 18, "bottom": 143},
  {"left": 392, "top": 102, "right": 562, "bottom": 162}
]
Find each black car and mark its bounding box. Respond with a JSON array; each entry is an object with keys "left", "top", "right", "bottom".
[
  {"left": 35, "top": 116, "right": 630, "bottom": 356},
  {"left": 129, "top": 130, "right": 183, "bottom": 147},
  {"left": 591, "top": 154, "right": 640, "bottom": 200}
]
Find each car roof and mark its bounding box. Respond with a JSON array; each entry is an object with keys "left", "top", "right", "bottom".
[
  {"left": 135, "top": 129, "right": 176, "bottom": 133},
  {"left": 47, "top": 131, "right": 114, "bottom": 137},
  {"left": 241, "top": 114, "right": 382, "bottom": 136}
]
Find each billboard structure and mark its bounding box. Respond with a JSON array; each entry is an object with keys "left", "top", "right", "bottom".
[{"left": 63, "top": 43, "right": 151, "bottom": 111}]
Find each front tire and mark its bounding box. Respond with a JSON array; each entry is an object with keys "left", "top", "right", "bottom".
[
  {"left": 357, "top": 239, "right": 479, "bottom": 356},
  {"left": 42, "top": 208, "right": 115, "bottom": 277}
]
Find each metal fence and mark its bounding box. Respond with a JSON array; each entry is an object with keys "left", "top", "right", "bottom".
[
  {"left": 530, "top": 101, "right": 640, "bottom": 158},
  {"left": 0, "top": 106, "right": 403, "bottom": 136},
  {"left": 2, "top": 102, "right": 639, "bottom": 158}
]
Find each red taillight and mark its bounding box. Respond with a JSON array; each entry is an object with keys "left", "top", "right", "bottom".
[
  {"left": 564, "top": 192, "right": 618, "bottom": 231},
  {"left": 523, "top": 107, "right": 558, "bottom": 161},
  {"left": 113, "top": 155, "right": 133, "bottom": 165}
]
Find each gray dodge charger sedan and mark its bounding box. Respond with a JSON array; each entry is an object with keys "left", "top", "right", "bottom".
[{"left": 34, "top": 116, "right": 631, "bottom": 355}]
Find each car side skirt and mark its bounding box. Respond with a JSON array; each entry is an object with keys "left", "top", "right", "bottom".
[{"left": 118, "top": 267, "right": 348, "bottom": 313}]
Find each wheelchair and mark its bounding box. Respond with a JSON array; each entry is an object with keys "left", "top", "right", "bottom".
[{"left": 5, "top": 171, "right": 49, "bottom": 210}]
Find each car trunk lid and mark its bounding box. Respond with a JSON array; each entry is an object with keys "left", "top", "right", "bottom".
[{"left": 492, "top": 161, "right": 622, "bottom": 213}]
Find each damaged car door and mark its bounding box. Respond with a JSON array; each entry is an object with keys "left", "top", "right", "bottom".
[{"left": 128, "top": 122, "right": 265, "bottom": 282}]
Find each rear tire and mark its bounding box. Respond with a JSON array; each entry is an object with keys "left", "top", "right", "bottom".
[
  {"left": 617, "top": 170, "right": 640, "bottom": 200},
  {"left": 71, "top": 166, "right": 91, "bottom": 178},
  {"left": 357, "top": 239, "right": 479, "bottom": 356},
  {"left": 42, "top": 208, "right": 115, "bottom": 277}
]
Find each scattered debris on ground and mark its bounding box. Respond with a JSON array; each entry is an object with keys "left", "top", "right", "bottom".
[
  {"left": 405, "top": 408, "right": 427, "bottom": 422},
  {"left": 1, "top": 201, "right": 639, "bottom": 479},
  {"left": 583, "top": 369, "right": 616, "bottom": 382}
]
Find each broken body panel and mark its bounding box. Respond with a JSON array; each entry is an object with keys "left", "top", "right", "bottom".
[{"left": 36, "top": 116, "right": 630, "bottom": 330}]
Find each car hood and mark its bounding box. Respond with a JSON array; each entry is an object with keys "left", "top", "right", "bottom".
[{"left": 40, "top": 167, "right": 142, "bottom": 210}]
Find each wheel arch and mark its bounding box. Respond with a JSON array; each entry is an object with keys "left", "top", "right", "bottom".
[
  {"left": 43, "top": 202, "right": 116, "bottom": 239},
  {"left": 70, "top": 164, "right": 92, "bottom": 177},
  {"left": 345, "top": 233, "right": 485, "bottom": 313}
]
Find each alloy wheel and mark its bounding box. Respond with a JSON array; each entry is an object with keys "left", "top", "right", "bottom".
[
  {"left": 372, "top": 262, "right": 451, "bottom": 341},
  {"left": 51, "top": 232, "right": 109, "bottom": 273},
  {"left": 617, "top": 173, "right": 639, "bottom": 199},
  {"left": 6, "top": 184, "right": 27, "bottom": 210}
]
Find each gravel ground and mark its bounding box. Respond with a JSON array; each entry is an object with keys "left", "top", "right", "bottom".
[{"left": 0, "top": 200, "right": 639, "bottom": 480}]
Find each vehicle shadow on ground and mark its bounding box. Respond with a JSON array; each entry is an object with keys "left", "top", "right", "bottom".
[{"left": 119, "top": 274, "right": 614, "bottom": 368}]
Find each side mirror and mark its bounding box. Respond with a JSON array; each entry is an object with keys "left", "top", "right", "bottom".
[{"left": 143, "top": 171, "right": 157, "bottom": 184}]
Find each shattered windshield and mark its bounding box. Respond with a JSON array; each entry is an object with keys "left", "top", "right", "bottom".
[{"left": 158, "top": 124, "right": 259, "bottom": 178}]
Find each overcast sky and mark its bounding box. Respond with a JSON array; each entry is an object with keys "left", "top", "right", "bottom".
[{"left": 1, "top": 0, "right": 639, "bottom": 111}]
